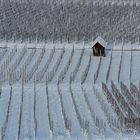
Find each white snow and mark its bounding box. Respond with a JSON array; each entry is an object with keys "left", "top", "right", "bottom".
[
  {"left": 92, "top": 36, "right": 107, "bottom": 48},
  {"left": 0, "top": 42, "right": 140, "bottom": 139},
  {"left": 19, "top": 84, "right": 35, "bottom": 140},
  {"left": 108, "top": 43, "right": 123, "bottom": 83},
  {"left": 3, "top": 85, "right": 22, "bottom": 140},
  {"left": 119, "top": 43, "right": 132, "bottom": 82},
  {"left": 35, "top": 83, "right": 51, "bottom": 139},
  {"left": 96, "top": 51, "right": 111, "bottom": 83}
]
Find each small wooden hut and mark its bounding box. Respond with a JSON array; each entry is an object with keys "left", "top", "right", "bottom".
[{"left": 92, "top": 37, "right": 107, "bottom": 57}]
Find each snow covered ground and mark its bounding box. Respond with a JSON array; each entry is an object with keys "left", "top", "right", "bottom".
[{"left": 0, "top": 42, "right": 140, "bottom": 140}]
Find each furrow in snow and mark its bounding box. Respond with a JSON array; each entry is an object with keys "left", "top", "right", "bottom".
[
  {"left": 47, "top": 84, "right": 66, "bottom": 137},
  {"left": 96, "top": 51, "right": 111, "bottom": 84},
  {"left": 84, "top": 55, "right": 100, "bottom": 84},
  {"left": 0, "top": 85, "right": 11, "bottom": 136},
  {"left": 52, "top": 49, "right": 72, "bottom": 83},
  {"left": 42, "top": 50, "right": 63, "bottom": 82},
  {"left": 108, "top": 51, "right": 122, "bottom": 83},
  {"left": 74, "top": 50, "right": 90, "bottom": 83},
  {"left": 63, "top": 50, "right": 82, "bottom": 82},
  {"left": 19, "top": 84, "right": 35, "bottom": 139},
  {"left": 59, "top": 83, "right": 81, "bottom": 137},
  {"left": 3, "top": 85, "right": 22, "bottom": 140},
  {"left": 120, "top": 43, "right": 131, "bottom": 82},
  {"left": 71, "top": 84, "right": 98, "bottom": 137},
  {"left": 35, "top": 83, "right": 51, "bottom": 139}
]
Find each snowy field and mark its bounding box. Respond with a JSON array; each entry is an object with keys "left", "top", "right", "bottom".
[
  {"left": 0, "top": 0, "right": 140, "bottom": 139},
  {"left": 0, "top": 42, "right": 140, "bottom": 140}
]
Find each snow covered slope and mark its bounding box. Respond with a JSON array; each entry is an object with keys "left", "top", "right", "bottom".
[{"left": 0, "top": 42, "right": 140, "bottom": 140}]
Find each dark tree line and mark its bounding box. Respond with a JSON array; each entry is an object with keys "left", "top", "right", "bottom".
[{"left": 0, "top": 0, "right": 140, "bottom": 43}]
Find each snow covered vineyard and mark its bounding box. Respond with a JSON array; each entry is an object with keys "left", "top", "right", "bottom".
[{"left": 1, "top": 42, "right": 140, "bottom": 140}]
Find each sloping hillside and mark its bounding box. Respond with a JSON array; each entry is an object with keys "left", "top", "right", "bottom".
[{"left": 0, "top": 42, "right": 140, "bottom": 139}]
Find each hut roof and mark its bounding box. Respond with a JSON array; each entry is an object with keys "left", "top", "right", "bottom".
[{"left": 92, "top": 36, "right": 107, "bottom": 48}]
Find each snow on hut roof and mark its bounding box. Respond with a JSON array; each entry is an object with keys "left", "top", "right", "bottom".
[{"left": 92, "top": 36, "right": 107, "bottom": 48}]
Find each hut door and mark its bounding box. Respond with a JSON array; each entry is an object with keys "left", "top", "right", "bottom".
[{"left": 93, "top": 47, "right": 98, "bottom": 55}]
